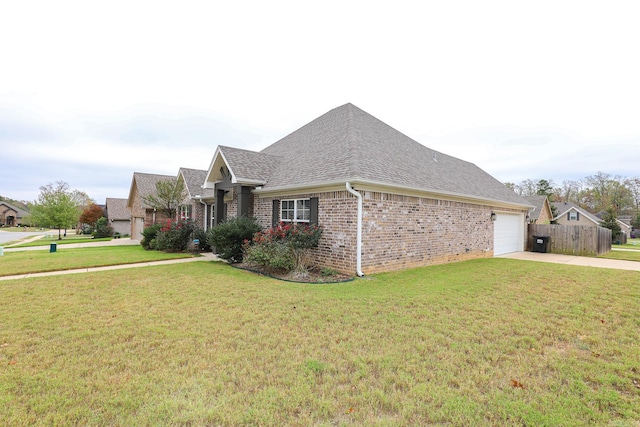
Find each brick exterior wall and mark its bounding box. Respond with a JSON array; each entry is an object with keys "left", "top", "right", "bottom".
[
  {"left": 254, "top": 190, "right": 358, "bottom": 274},
  {"left": 248, "top": 189, "right": 524, "bottom": 275},
  {"left": 536, "top": 204, "right": 553, "bottom": 224},
  {"left": 361, "top": 192, "right": 494, "bottom": 274}
]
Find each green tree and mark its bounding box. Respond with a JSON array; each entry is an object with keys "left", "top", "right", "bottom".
[
  {"left": 599, "top": 207, "right": 622, "bottom": 243},
  {"left": 93, "top": 217, "right": 114, "bottom": 238},
  {"left": 631, "top": 213, "right": 640, "bottom": 230},
  {"left": 141, "top": 179, "right": 187, "bottom": 220},
  {"left": 30, "top": 181, "right": 81, "bottom": 240},
  {"left": 535, "top": 179, "right": 555, "bottom": 199}
]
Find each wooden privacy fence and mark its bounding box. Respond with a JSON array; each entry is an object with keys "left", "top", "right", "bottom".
[{"left": 527, "top": 224, "right": 611, "bottom": 256}]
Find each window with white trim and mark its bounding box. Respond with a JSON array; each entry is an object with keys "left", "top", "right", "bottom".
[
  {"left": 281, "top": 199, "right": 310, "bottom": 223},
  {"left": 569, "top": 211, "right": 578, "bottom": 221},
  {"left": 180, "top": 204, "right": 192, "bottom": 220}
]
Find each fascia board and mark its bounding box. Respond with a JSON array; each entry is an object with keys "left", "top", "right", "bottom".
[{"left": 255, "top": 178, "right": 532, "bottom": 210}]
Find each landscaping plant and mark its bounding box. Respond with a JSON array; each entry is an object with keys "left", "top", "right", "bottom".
[
  {"left": 140, "top": 223, "right": 162, "bottom": 250},
  {"left": 154, "top": 220, "right": 198, "bottom": 253},
  {"left": 244, "top": 222, "right": 322, "bottom": 273},
  {"left": 206, "top": 216, "right": 262, "bottom": 262}
]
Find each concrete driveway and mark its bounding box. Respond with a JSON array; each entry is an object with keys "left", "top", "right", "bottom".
[{"left": 499, "top": 251, "right": 640, "bottom": 272}]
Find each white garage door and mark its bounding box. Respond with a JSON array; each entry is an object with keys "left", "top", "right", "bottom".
[{"left": 494, "top": 212, "right": 524, "bottom": 255}]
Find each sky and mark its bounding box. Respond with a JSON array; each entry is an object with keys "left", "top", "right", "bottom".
[{"left": 1, "top": 1, "right": 639, "bottom": 204}]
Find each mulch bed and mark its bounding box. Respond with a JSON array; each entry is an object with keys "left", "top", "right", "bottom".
[{"left": 233, "top": 263, "right": 354, "bottom": 284}]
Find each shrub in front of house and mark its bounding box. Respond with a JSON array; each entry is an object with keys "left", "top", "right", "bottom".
[
  {"left": 244, "top": 239, "right": 294, "bottom": 273},
  {"left": 154, "top": 220, "right": 198, "bottom": 253},
  {"left": 191, "top": 227, "right": 212, "bottom": 252},
  {"left": 206, "top": 216, "right": 262, "bottom": 263},
  {"left": 93, "top": 217, "right": 114, "bottom": 238},
  {"left": 141, "top": 224, "right": 162, "bottom": 250},
  {"left": 244, "top": 222, "right": 322, "bottom": 274}
]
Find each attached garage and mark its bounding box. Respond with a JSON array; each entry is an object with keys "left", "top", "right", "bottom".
[{"left": 493, "top": 212, "right": 525, "bottom": 255}]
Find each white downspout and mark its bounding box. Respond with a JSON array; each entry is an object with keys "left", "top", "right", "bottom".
[{"left": 345, "top": 182, "right": 364, "bottom": 277}]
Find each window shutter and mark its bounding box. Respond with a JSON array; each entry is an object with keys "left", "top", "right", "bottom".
[
  {"left": 310, "top": 197, "right": 319, "bottom": 226},
  {"left": 576, "top": 212, "right": 579, "bottom": 221},
  {"left": 567, "top": 212, "right": 571, "bottom": 221},
  {"left": 272, "top": 199, "right": 280, "bottom": 227}
]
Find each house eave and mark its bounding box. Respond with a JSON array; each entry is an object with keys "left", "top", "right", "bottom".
[{"left": 255, "top": 178, "right": 533, "bottom": 210}]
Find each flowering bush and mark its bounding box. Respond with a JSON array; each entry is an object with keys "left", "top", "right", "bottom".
[
  {"left": 244, "top": 222, "right": 322, "bottom": 273},
  {"left": 154, "top": 219, "right": 198, "bottom": 252}
]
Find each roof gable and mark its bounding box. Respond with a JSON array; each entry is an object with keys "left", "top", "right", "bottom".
[
  {"left": 178, "top": 168, "right": 215, "bottom": 199},
  {"left": 105, "top": 198, "right": 131, "bottom": 220},
  {"left": 259, "top": 103, "right": 529, "bottom": 206},
  {"left": 552, "top": 202, "right": 601, "bottom": 224},
  {"left": 524, "top": 195, "right": 551, "bottom": 221},
  {"left": 0, "top": 201, "right": 29, "bottom": 217},
  {"left": 204, "top": 146, "right": 282, "bottom": 187},
  {"left": 127, "top": 172, "right": 176, "bottom": 209}
]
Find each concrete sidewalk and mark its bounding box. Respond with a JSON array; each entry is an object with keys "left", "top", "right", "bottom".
[
  {"left": 499, "top": 251, "right": 640, "bottom": 272},
  {"left": 0, "top": 252, "right": 220, "bottom": 281},
  {"left": 0, "top": 237, "right": 222, "bottom": 281},
  {"left": 2, "top": 237, "right": 140, "bottom": 252}
]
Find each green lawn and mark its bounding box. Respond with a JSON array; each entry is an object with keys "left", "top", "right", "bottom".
[
  {"left": 0, "top": 246, "right": 195, "bottom": 276},
  {"left": 1, "top": 258, "right": 639, "bottom": 426},
  {"left": 613, "top": 238, "right": 640, "bottom": 249},
  {"left": 600, "top": 250, "right": 640, "bottom": 262}
]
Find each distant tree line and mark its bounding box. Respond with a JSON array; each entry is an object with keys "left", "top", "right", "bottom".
[{"left": 505, "top": 172, "right": 640, "bottom": 230}]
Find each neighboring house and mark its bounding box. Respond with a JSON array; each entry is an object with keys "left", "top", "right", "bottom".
[
  {"left": 0, "top": 202, "right": 29, "bottom": 227},
  {"left": 552, "top": 202, "right": 631, "bottom": 236},
  {"left": 524, "top": 196, "right": 553, "bottom": 224},
  {"left": 105, "top": 198, "right": 132, "bottom": 236},
  {"left": 594, "top": 211, "right": 633, "bottom": 237},
  {"left": 177, "top": 168, "right": 216, "bottom": 231},
  {"left": 203, "top": 103, "right": 532, "bottom": 275},
  {"left": 126, "top": 172, "right": 176, "bottom": 241}
]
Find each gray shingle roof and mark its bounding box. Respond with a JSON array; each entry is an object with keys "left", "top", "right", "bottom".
[
  {"left": 105, "top": 198, "right": 130, "bottom": 221},
  {"left": 551, "top": 201, "right": 601, "bottom": 223},
  {"left": 129, "top": 172, "right": 176, "bottom": 209},
  {"left": 218, "top": 146, "right": 282, "bottom": 184},
  {"left": 257, "top": 103, "right": 529, "bottom": 206},
  {"left": 0, "top": 201, "right": 29, "bottom": 218},
  {"left": 524, "top": 196, "right": 549, "bottom": 221},
  {"left": 178, "top": 168, "right": 215, "bottom": 198}
]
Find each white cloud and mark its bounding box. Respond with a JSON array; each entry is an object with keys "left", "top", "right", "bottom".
[{"left": 1, "top": 0, "right": 639, "bottom": 202}]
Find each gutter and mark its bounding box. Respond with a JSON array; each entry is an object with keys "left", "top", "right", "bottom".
[{"left": 345, "top": 182, "right": 364, "bottom": 277}]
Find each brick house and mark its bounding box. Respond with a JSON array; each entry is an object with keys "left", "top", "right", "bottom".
[
  {"left": 0, "top": 202, "right": 29, "bottom": 227},
  {"left": 126, "top": 172, "right": 175, "bottom": 241},
  {"left": 105, "top": 198, "right": 131, "bottom": 236},
  {"left": 177, "top": 168, "right": 216, "bottom": 231},
  {"left": 524, "top": 196, "right": 553, "bottom": 224},
  {"left": 202, "top": 103, "right": 531, "bottom": 275}
]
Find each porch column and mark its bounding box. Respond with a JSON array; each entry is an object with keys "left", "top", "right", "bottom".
[
  {"left": 214, "top": 189, "right": 226, "bottom": 227},
  {"left": 237, "top": 186, "right": 252, "bottom": 218}
]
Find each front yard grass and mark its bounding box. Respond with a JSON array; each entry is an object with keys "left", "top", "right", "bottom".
[
  {"left": 1, "top": 258, "right": 639, "bottom": 426},
  {"left": 0, "top": 246, "right": 195, "bottom": 276},
  {"left": 600, "top": 250, "right": 640, "bottom": 262}
]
